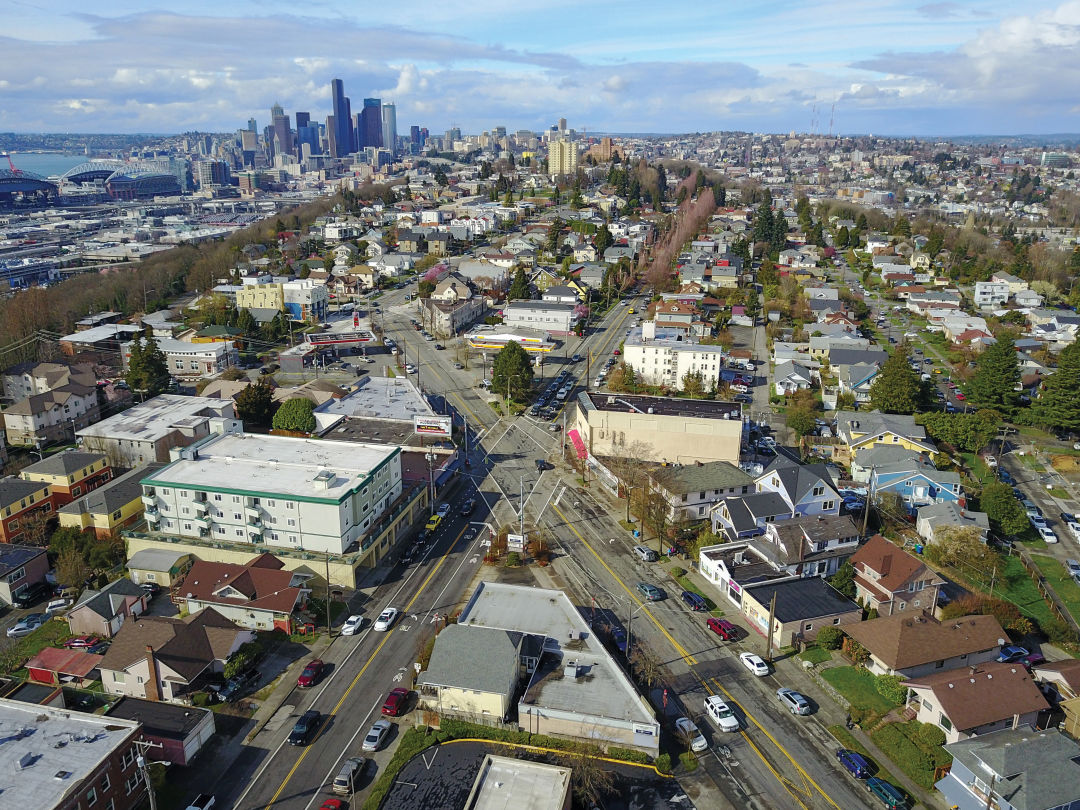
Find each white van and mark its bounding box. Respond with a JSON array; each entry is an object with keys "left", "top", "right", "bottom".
[{"left": 633, "top": 545, "right": 658, "bottom": 562}]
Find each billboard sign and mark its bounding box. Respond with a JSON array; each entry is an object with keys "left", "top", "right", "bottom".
[
  {"left": 507, "top": 533, "right": 526, "bottom": 552},
  {"left": 413, "top": 415, "right": 453, "bottom": 438}
]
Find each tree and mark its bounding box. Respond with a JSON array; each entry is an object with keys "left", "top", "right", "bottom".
[
  {"left": 491, "top": 341, "right": 533, "bottom": 403},
  {"left": 828, "top": 561, "right": 857, "bottom": 600},
  {"left": 272, "top": 397, "right": 316, "bottom": 434},
  {"left": 639, "top": 487, "right": 671, "bottom": 557},
  {"left": 980, "top": 480, "right": 1028, "bottom": 536},
  {"left": 869, "top": 343, "right": 922, "bottom": 414},
  {"left": 235, "top": 378, "right": 275, "bottom": 428},
  {"left": 836, "top": 226, "right": 850, "bottom": 248},
  {"left": 125, "top": 335, "right": 170, "bottom": 398},
  {"left": 56, "top": 545, "right": 91, "bottom": 596},
  {"left": 787, "top": 408, "right": 816, "bottom": 437},
  {"left": 236, "top": 307, "right": 256, "bottom": 335},
  {"left": 508, "top": 265, "right": 530, "bottom": 300},
  {"left": 681, "top": 371, "right": 706, "bottom": 399},
  {"left": 916, "top": 410, "right": 1001, "bottom": 453},
  {"left": 1031, "top": 342, "right": 1080, "bottom": 431},
  {"left": 925, "top": 525, "right": 1001, "bottom": 579},
  {"left": 965, "top": 338, "right": 1020, "bottom": 414},
  {"left": 594, "top": 224, "right": 613, "bottom": 254}
]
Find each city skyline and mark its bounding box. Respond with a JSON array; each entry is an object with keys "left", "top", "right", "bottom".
[{"left": 2, "top": 0, "right": 1078, "bottom": 136}]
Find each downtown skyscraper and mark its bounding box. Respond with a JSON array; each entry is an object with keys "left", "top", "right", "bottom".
[
  {"left": 360, "top": 98, "right": 383, "bottom": 149},
  {"left": 329, "top": 78, "right": 354, "bottom": 158}
]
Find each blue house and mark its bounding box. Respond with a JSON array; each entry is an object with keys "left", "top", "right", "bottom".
[{"left": 869, "top": 458, "right": 962, "bottom": 513}]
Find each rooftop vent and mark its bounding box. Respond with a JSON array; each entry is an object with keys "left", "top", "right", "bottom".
[
  {"left": 313, "top": 469, "right": 335, "bottom": 489},
  {"left": 563, "top": 660, "right": 579, "bottom": 679}
]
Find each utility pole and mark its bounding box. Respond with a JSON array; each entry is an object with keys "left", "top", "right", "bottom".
[
  {"left": 325, "top": 552, "right": 333, "bottom": 637},
  {"left": 134, "top": 739, "right": 163, "bottom": 810},
  {"left": 765, "top": 590, "right": 777, "bottom": 663},
  {"left": 861, "top": 476, "right": 876, "bottom": 537}
]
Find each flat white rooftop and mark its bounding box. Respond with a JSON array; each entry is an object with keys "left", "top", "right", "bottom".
[
  {"left": 0, "top": 698, "right": 140, "bottom": 809},
  {"left": 316, "top": 376, "right": 433, "bottom": 422},
  {"left": 145, "top": 432, "right": 399, "bottom": 501},
  {"left": 465, "top": 754, "right": 571, "bottom": 810},
  {"left": 625, "top": 327, "right": 726, "bottom": 351},
  {"left": 77, "top": 394, "right": 234, "bottom": 442}
]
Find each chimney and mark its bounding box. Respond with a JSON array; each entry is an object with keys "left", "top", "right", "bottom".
[{"left": 144, "top": 645, "right": 162, "bottom": 702}]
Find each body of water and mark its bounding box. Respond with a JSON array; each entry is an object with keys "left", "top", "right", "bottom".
[{"left": 6, "top": 153, "right": 90, "bottom": 177}]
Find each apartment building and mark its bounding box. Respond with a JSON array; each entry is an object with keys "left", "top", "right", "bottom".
[
  {"left": 282, "top": 278, "right": 329, "bottom": 322},
  {"left": 236, "top": 282, "right": 285, "bottom": 312},
  {"left": 21, "top": 450, "right": 112, "bottom": 508},
  {"left": 973, "top": 280, "right": 1010, "bottom": 309},
  {"left": 120, "top": 338, "right": 237, "bottom": 381},
  {"left": 140, "top": 432, "right": 403, "bottom": 555},
  {"left": 622, "top": 325, "right": 727, "bottom": 387},
  {"left": 2, "top": 379, "right": 101, "bottom": 446}
]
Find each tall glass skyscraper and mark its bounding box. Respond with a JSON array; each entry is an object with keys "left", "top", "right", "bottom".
[
  {"left": 330, "top": 79, "right": 353, "bottom": 157},
  {"left": 381, "top": 103, "right": 397, "bottom": 157},
  {"left": 361, "top": 98, "right": 383, "bottom": 149}
]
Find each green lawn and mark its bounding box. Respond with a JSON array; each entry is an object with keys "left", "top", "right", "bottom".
[
  {"left": 798, "top": 644, "right": 832, "bottom": 665},
  {"left": 1, "top": 617, "right": 76, "bottom": 675},
  {"left": 870, "top": 722, "right": 951, "bottom": 790},
  {"left": 1032, "top": 554, "right": 1080, "bottom": 621},
  {"left": 960, "top": 452, "right": 994, "bottom": 486},
  {"left": 821, "top": 666, "right": 899, "bottom": 715},
  {"left": 995, "top": 554, "right": 1056, "bottom": 629},
  {"left": 827, "top": 725, "right": 911, "bottom": 805}
]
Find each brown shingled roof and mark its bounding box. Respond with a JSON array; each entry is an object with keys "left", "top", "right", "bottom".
[
  {"left": 181, "top": 555, "right": 303, "bottom": 615},
  {"left": 906, "top": 662, "right": 1048, "bottom": 732},
  {"left": 843, "top": 611, "right": 1004, "bottom": 671},
  {"left": 850, "top": 534, "right": 928, "bottom": 594}
]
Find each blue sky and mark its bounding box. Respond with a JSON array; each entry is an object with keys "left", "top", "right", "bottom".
[{"left": 2, "top": 0, "right": 1078, "bottom": 136}]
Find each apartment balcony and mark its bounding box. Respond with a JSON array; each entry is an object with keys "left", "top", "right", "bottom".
[
  {"left": 193, "top": 500, "right": 209, "bottom": 515},
  {"left": 146, "top": 511, "right": 161, "bottom": 525},
  {"left": 246, "top": 515, "right": 262, "bottom": 527},
  {"left": 244, "top": 504, "right": 261, "bottom": 519},
  {"left": 141, "top": 494, "right": 157, "bottom": 508},
  {"left": 190, "top": 515, "right": 210, "bottom": 530},
  {"left": 246, "top": 525, "right": 263, "bottom": 540}
]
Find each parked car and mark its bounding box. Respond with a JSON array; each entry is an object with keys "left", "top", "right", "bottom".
[
  {"left": 680, "top": 590, "right": 708, "bottom": 611},
  {"left": 374, "top": 607, "right": 399, "bottom": 632},
  {"left": 866, "top": 776, "right": 906, "bottom": 809},
  {"left": 435, "top": 502, "right": 451, "bottom": 518},
  {"left": 287, "top": 710, "right": 321, "bottom": 745},
  {"left": 362, "top": 719, "right": 392, "bottom": 752},
  {"left": 997, "top": 645, "right": 1029, "bottom": 663},
  {"left": 341, "top": 615, "right": 365, "bottom": 636},
  {"left": 332, "top": 757, "right": 367, "bottom": 795},
  {"left": 636, "top": 582, "right": 663, "bottom": 601},
  {"left": 297, "top": 659, "right": 325, "bottom": 688},
  {"left": 674, "top": 716, "right": 708, "bottom": 752},
  {"left": 12, "top": 581, "right": 51, "bottom": 609},
  {"left": 704, "top": 695, "right": 740, "bottom": 732},
  {"left": 6, "top": 613, "right": 46, "bottom": 638},
  {"left": 835, "top": 749, "right": 872, "bottom": 779},
  {"left": 776, "top": 687, "right": 811, "bottom": 715},
  {"left": 139, "top": 582, "right": 161, "bottom": 598},
  {"left": 706, "top": 618, "right": 738, "bottom": 641},
  {"left": 62, "top": 635, "right": 99, "bottom": 648},
  {"left": 382, "top": 687, "right": 410, "bottom": 716},
  {"left": 45, "top": 597, "right": 72, "bottom": 615},
  {"left": 632, "top": 545, "right": 658, "bottom": 563},
  {"left": 425, "top": 514, "right": 442, "bottom": 531},
  {"left": 739, "top": 652, "right": 769, "bottom": 677},
  {"left": 184, "top": 795, "right": 216, "bottom": 810},
  {"left": 219, "top": 669, "right": 260, "bottom": 702},
  {"left": 1038, "top": 525, "right": 1059, "bottom": 544}
]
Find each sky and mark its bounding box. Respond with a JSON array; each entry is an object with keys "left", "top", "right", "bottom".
[{"left": 2, "top": 0, "right": 1079, "bottom": 137}]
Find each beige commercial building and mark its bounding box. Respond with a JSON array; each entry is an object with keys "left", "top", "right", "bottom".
[
  {"left": 236, "top": 282, "right": 285, "bottom": 312},
  {"left": 570, "top": 392, "right": 742, "bottom": 466}
]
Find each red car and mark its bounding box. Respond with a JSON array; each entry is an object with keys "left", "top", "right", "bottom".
[
  {"left": 706, "top": 618, "right": 738, "bottom": 641},
  {"left": 319, "top": 800, "right": 345, "bottom": 810},
  {"left": 62, "top": 635, "right": 98, "bottom": 649},
  {"left": 381, "top": 687, "right": 410, "bottom": 716},
  {"left": 297, "top": 659, "right": 324, "bottom": 688}
]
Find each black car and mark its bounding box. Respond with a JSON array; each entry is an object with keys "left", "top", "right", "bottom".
[
  {"left": 460, "top": 498, "right": 476, "bottom": 517},
  {"left": 12, "top": 581, "right": 51, "bottom": 609},
  {"left": 288, "top": 710, "right": 321, "bottom": 745},
  {"left": 219, "top": 669, "right": 260, "bottom": 702}
]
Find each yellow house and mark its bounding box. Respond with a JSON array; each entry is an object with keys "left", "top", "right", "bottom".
[
  {"left": 417, "top": 624, "right": 525, "bottom": 723},
  {"left": 193, "top": 325, "right": 245, "bottom": 349},
  {"left": 834, "top": 411, "right": 936, "bottom": 466},
  {"left": 21, "top": 451, "right": 113, "bottom": 507},
  {"left": 58, "top": 465, "right": 160, "bottom": 540},
  {"left": 565, "top": 279, "right": 589, "bottom": 300},
  {"left": 236, "top": 283, "right": 285, "bottom": 312},
  {"left": 124, "top": 547, "right": 195, "bottom": 589}
]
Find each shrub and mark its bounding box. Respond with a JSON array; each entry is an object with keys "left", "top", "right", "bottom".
[
  {"left": 607, "top": 746, "right": 650, "bottom": 764},
  {"left": 815, "top": 626, "right": 844, "bottom": 650},
  {"left": 655, "top": 753, "right": 672, "bottom": 774},
  {"left": 678, "top": 752, "right": 698, "bottom": 771},
  {"left": 1040, "top": 615, "right": 1078, "bottom": 646},
  {"left": 505, "top": 551, "right": 521, "bottom": 567},
  {"left": 876, "top": 674, "right": 909, "bottom": 705},
  {"left": 871, "top": 724, "right": 934, "bottom": 789},
  {"left": 913, "top": 722, "right": 946, "bottom": 750},
  {"left": 670, "top": 566, "right": 687, "bottom": 578}
]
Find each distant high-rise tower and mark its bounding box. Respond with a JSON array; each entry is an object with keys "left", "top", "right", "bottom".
[
  {"left": 330, "top": 78, "right": 353, "bottom": 158},
  {"left": 558, "top": 117, "right": 567, "bottom": 133},
  {"left": 381, "top": 103, "right": 397, "bottom": 157},
  {"left": 295, "top": 111, "right": 310, "bottom": 131},
  {"left": 548, "top": 139, "right": 578, "bottom": 177},
  {"left": 270, "top": 102, "right": 291, "bottom": 159},
  {"left": 360, "top": 98, "right": 383, "bottom": 149},
  {"left": 247, "top": 118, "right": 257, "bottom": 133}
]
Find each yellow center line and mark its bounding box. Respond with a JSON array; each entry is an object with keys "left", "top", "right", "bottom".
[
  {"left": 552, "top": 503, "right": 842, "bottom": 810},
  {"left": 263, "top": 524, "right": 469, "bottom": 810}
]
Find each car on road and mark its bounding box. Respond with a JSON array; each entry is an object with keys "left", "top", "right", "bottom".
[
  {"left": 332, "top": 757, "right": 367, "bottom": 795},
  {"left": 733, "top": 393, "right": 753, "bottom": 404},
  {"left": 341, "top": 615, "right": 365, "bottom": 636},
  {"left": 435, "top": 502, "right": 451, "bottom": 518},
  {"left": 704, "top": 695, "right": 740, "bottom": 732},
  {"left": 674, "top": 716, "right": 708, "bottom": 752},
  {"left": 404, "top": 363, "right": 417, "bottom": 374},
  {"left": 1067, "top": 559, "right": 1080, "bottom": 579},
  {"left": 1038, "top": 525, "right": 1058, "bottom": 544},
  {"left": 46, "top": 597, "right": 72, "bottom": 614},
  {"left": 287, "top": 710, "right": 321, "bottom": 745},
  {"left": 425, "top": 514, "right": 442, "bottom": 531},
  {"left": 997, "top": 645, "right": 1029, "bottom": 663},
  {"left": 434, "top": 343, "right": 445, "bottom": 350},
  {"left": 835, "top": 749, "right": 872, "bottom": 779},
  {"left": 866, "top": 776, "right": 906, "bottom": 809},
  {"left": 460, "top": 498, "right": 476, "bottom": 516},
  {"left": 706, "top": 618, "right": 738, "bottom": 641},
  {"left": 297, "top": 659, "right": 324, "bottom": 688},
  {"left": 453, "top": 362, "right": 464, "bottom": 369},
  {"left": 776, "top": 687, "right": 812, "bottom": 715},
  {"left": 955, "top": 392, "right": 966, "bottom": 401},
  {"left": 6, "top": 613, "right": 46, "bottom": 638},
  {"left": 739, "top": 652, "right": 769, "bottom": 677},
  {"left": 1061, "top": 514, "right": 1080, "bottom": 540},
  {"left": 374, "top": 607, "right": 399, "bottom": 632},
  {"left": 680, "top": 590, "right": 708, "bottom": 611},
  {"left": 184, "top": 795, "right": 217, "bottom": 810},
  {"left": 382, "top": 687, "right": 410, "bottom": 716},
  {"left": 362, "top": 718, "right": 392, "bottom": 751},
  {"left": 636, "top": 582, "right": 664, "bottom": 601}
]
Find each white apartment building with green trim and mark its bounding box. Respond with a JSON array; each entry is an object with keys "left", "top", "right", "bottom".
[{"left": 140, "top": 432, "right": 402, "bottom": 555}]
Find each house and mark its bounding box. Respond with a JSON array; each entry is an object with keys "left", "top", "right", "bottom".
[
  {"left": 58, "top": 464, "right": 164, "bottom": 539},
  {"left": 21, "top": 450, "right": 112, "bottom": 509},
  {"left": 2, "top": 380, "right": 102, "bottom": 447},
  {"left": 869, "top": 457, "right": 963, "bottom": 513},
  {"left": 416, "top": 624, "right": 530, "bottom": 723},
  {"left": 833, "top": 410, "right": 936, "bottom": 466},
  {"left": 849, "top": 534, "right": 945, "bottom": 617},
  {"left": 905, "top": 663, "right": 1049, "bottom": 744},
  {"left": 397, "top": 230, "right": 423, "bottom": 253},
  {"left": 541, "top": 285, "right": 581, "bottom": 304},
  {"left": 917, "top": 502, "right": 990, "bottom": 545},
  {"left": 105, "top": 696, "right": 216, "bottom": 767},
  {"left": 990, "top": 270, "right": 1028, "bottom": 295},
  {"left": 504, "top": 300, "right": 577, "bottom": 335},
  {"left": 25, "top": 646, "right": 104, "bottom": 687},
  {"left": 125, "top": 548, "right": 195, "bottom": 591},
  {"left": 177, "top": 554, "right": 310, "bottom": 633},
  {"left": 936, "top": 726, "right": 1080, "bottom": 810},
  {"left": 1013, "top": 288, "right": 1044, "bottom": 309},
  {"left": 774, "top": 361, "right": 814, "bottom": 396},
  {"left": 68, "top": 578, "right": 148, "bottom": 638},
  {"left": 974, "top": 281, "right": 1011, "bottom": 309},
  {"left": 421, "top": 276, "right": 486, "bottom": 337},
  {"left": 755, "top": 453, "right": 841, "bottom": 517},
  {"left": 1, "top": 360, "right": 97, "bottom": 402},
  {"left": 646, "top": 461, "right": 753, "bottom": 522},
  {"left": 749, "top": 513, "right": 861, "bottom": 578},
  {"left": 98, "top": 608, "right": 254, "bottom": 702},
  {"left": 0, "top": 476, "right": 53, "bottom": 543},
  {"left": 849, "top": 446, "right": 925, "bottom": 486},
  {"left": 741, "top": 576, "right": 862, "bottom": 649},
  {"left": 457, "top": 259, "right": 509, "bottom": 291},
  {"left": 0, "top": 544, "right": 49, "bottom": 607},
  {"left": 836, "top": 362, "right": 881, "bottom": 406},
  {"left": 710, "top": 491, "right": 794, "bottom": 540},
  {"left": 842, "top": 611, "right": 1005, "bottom": 678},
  {"left": 603, "top": 245, "right": 636, "bottom": 265},
  {"left": 427, "top": 232, "right": 450, "bottom": 256},
  {"left": 575, "top": 263, "right": 605, "bottom": 289}
]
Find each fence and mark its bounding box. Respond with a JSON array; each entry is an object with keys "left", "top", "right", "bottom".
[{"left": 1014, "top": 546, "right": 1080, "bottom": 641}]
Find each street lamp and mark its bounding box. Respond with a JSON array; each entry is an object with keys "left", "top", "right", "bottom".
[{"left": 425, "top": 451, "right": 437, "bottom": 515}]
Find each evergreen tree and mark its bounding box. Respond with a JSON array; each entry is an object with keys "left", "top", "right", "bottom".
[
  {"left": 712, "top": 184, "right": 726, "bottom": 207},
  {"left": 965, "top": 338, "right": 1020, "bottom": 414},
  {"left": 752, "top": 201, "right": 774, "bottom": 244},
  {"left": 1031, "top": 342, "right": 1080, "bottom": 431},
  {"left": 594, "top": 224, "right": 613, "bottom": 254},
  {"left": 836, "top": 226, "right": 850, "bottom": 248},
  {"left": 492, "top": 341, "right": 533, "bottom": 402},
  {"left": 236, "top": 308, "right": 256, "bottom": 335},
  {"left": 980, "top": 480, "right": 1028, "bottom": 536},
  {"left": 235, "top": 378, "right": 275, "bottom": 428},
  {"left": 856, "top": 212, "right": 868, "bottom": 231},
  {"left": 508, "top": 266, "right": 530, "bottom": 300},
  {"left": 770, "top": 212, "right": 788, "bottom": 252},
  {"left": 125, "top": 335, "right": 169, "bottom": 398},
  {"left": 869, "top": 343, "right": 922, "bottom": 414},
  {"left": 272, "top": 398, "right": 316, "bottom": 434}
]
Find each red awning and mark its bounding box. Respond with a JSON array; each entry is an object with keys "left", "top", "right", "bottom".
[{"left": 567, "top": 429, "right": 587, "bottom": 460}]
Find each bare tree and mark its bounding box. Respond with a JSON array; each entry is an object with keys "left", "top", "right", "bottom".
[
  {"left": 56, "top": 547, "right": 91, "bottom": 598},
  {"left": 16, "top": 509, "right": 53, "bottom": 547},
  {"left": 557, "top": 741, "right": 617, "bottom": 807},
  {"left": 640, "top": 486, "right": 672, "bottom": 557},
  {"left": 631, "top": 647, "right": 663, "bottom": 690},
  {"left": 606, "top": 440, "right": 652, "bottom": 522}
]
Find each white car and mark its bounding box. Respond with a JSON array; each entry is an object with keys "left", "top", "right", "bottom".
[
  {"left": 1038, "top": 526, "right": 1059, "bottom": 544},
  {"left": 362, "top": 718, "right": 392, "bottom": 751},
  {"left": 739, "top": 652, "right": 769, "bottom": 677},
  {"left": 46, "top": 598, "right": 72, "bottom": 615},
  {"left": 404, "top": 363, "right": 417, "bottom": 374},
  {"left": 729, "top": 384, "right": 749, "bottom": 394},
  {"left": 704, "top": 695, "right": 740, "bottom": 732},
  {"left": 674, "top": 716, "right": 707, "bottom": 752},
  {"left": 340, "top": 615, "right": 365, "bottom": 636},
  {"left": 373, "top": 608, "right": 399, "bottom": 632},
  {"left": 435, "top": 502, "right": 451, "bottom": 518}
]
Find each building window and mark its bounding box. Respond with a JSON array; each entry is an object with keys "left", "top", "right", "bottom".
[
  {"left": 86, "top": 787, "right": 97, "bottom": 806},
  {"left": 121, "top": 748, "right": 135, "bottom": 768},
  {"left": 5, "top": 567, "right": 25, "bottom": 584},
  {"left": 112, "top": 510, "right": 122, "bottom": 520},
  {"left": 161, "top": 489, "right": 170, "bottom": 496},
  {"left": 804, "top": 623, "right": 813, "bottom": 632},
  {"left": 832, "top": 617, "right": 841, "bottom": 625},
  {"left": 935, "top": 659, "right": 945, "bottom": 668},
  {"left": 939, "top": 715, "right": 952, "bottom": 731},
  {"left": 812, "top": 486, "right": 824, "bottom": 497}
]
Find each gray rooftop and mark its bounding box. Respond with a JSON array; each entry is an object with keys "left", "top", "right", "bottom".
[
  {"left": 581, "top": 391, "right": 741, "bottom": 420},
  {"left": 123, "top": 544, "right": 192, "bottom": 574},
  {"left": 649, "top": 460, "right": 752, "bottom": 496},
  {"left": 76, "top": 394, "right": 234, "bottom": 442},
  {"left": 419, "top": 625, "right": 522, "bottom": 694},
  {"left": 743, "top": 576, "right": 860, "bottom": 622},
  {"left": 59, "top": 464, "right": 165, "bottom": 519},
  {"left": 315, "top": 376, "right": 433, "bottom": 423},
  {"left": 21, "top": 450, "right": 108, "bottom": 478},
  {"left": 0, "top": 697, "right": 141, "bottom": 809}
]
